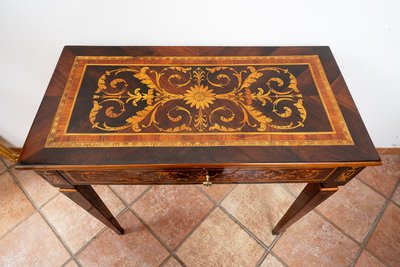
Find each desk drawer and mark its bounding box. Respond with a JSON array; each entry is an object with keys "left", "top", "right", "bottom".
[{"left": 63, "top": 168, "right": 335, "bottom": 185}]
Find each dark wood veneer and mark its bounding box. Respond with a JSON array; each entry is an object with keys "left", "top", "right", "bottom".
[
  {"left": 63, "top": 168, "right": 335, "bottom": 185},
  {"left": 15, "top": 46, "right": 380, "bottom": 235},
  {"left": 17, "top": 46, "right": 379, "bottom": 169}
]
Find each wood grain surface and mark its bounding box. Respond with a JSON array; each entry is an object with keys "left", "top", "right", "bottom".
[{"left": 16, "top": 46, "right": 380, "bottom": 170}]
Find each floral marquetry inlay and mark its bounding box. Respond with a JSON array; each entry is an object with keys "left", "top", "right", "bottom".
[
  {"left": 45, "top": 56, "right": 353, "bottom": 148},
  {"left": 90, "top": 66, "right": 306, "bottom": 133}
]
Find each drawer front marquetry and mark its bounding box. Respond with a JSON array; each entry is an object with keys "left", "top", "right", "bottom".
[
  {"left": 65, "top": 170, "right": 205, "bottom": 184},
  {"left": 64, "top": 168, "right": 335, "bottom": 185},
  {"left": 36, "top": 170, "right": 74, "bottom": 188},
  {"left": 210, "top": 168, "right": 335, "bottom": 182}
]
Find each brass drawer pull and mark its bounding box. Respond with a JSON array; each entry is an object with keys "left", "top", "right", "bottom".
[{"left": 203, "top": 169, "right": 212, "bottom": 187}]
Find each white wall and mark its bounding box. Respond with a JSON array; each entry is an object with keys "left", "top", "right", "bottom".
[{"left": 0, "top": 0, "right": 399, "bottom": 147}]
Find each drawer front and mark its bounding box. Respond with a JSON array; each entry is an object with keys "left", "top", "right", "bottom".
[
  {"left": 64, "top": 168, "right": 336, "bottom": 185},
  {"left": 210, "top": 168, "right": 335, "bottom": 183},
  {"left": 64, "top": 169, "right": 205, "bottom": 184}
]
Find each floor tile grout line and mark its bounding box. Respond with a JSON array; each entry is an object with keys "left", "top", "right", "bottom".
[
  {"left": 194, "top": 184, "right": 238, "bottom": 208},
  {"left": 104, "top": 185, "right": 129, "bottom": 209},
  {"left": 173, "top": 185, "right": 241, "bottom": 264},
  {"left": 268, "top": 234, "right": 282, "bottom": 252},
  {"left": 389, "top": 177, "right": 400, "bottom": 207},
  {"left": 279, "top": 183, "right": 365, "bottom": 246},
  {"left": 72, "top": 205, "right": 130, "bottom": 261},
  {"left": 102, "top": 185, "right": 183, "bottom": 265},
  {"left": 1, "top": 161, "right": 15, "bottom": 174},
  {"left": 355, "top": 176, "right": 391, "bottom": 200},
  {"left": 0, "top": 177, "right": 148, "bottom": 265},
  {"left": 195, "top": 183, "right": 238, "bottom": 205},
  {"left": 168, "top": 184, "right": 239, "bottom": 264},
  {"left": 195, "top": 184, "right": 275, "bottom": 250},
  {"left": 275, "top": 183, "right": 371, "bottom": 267},
  {"left": 0, "top": 169, "right": 60, "bottom": 232},
  {"left": 0, "top": 158, "right": 12, "bottom": 170},
  {"left": 256, "top": 235, "right": 287, "bottom": 267},
  {"left": 37, "top": 210, "right": 82, "bottom": 266},
  {"left": 172, "top": 203, "right": 218, "bottom": 253},
  {"left": 119, "top": 184, "right": 179, "bottom": 262},
  {"left": 128, "top": 185, "right": 155, "bottom": 206},
  {"left": 129, "top": 208, "right": 187, "bottom": 267},
  {"left": 169, "top": 251, "right": 187, "bottom": 265},
  {"left": 361, "top": 249, "right": 391, "bottom": 267},
  {"left": 32, "top": 185, "right": 108, "bottom": 266},
  {"left": 0, "top": 168, "right": 60, "bottom": 241},
  {"left": 61, "top": 258, "right": 75, "bottom": 267},
  {"left": 353, "top": 178, "right": 400, "bottom": 266},
  {"left": 218, "top": 205, "right": 270, "bottom": 250},
  {"left": 159, "top": 253, "right": 186, "bottom": 267},
  {"left": 109, "top": 184, "right": 153, "bottom": 208},
  {"left": 127, "top": 185, "right": 154, "bottom": 207},
  {"left": 3, "top": 156, "right": 397, "bottom": 266},
  {"left": 170, "top": 184, "right": 238, "bottom": 255},
  {"left": 279, "top": 183, "right": 392, "bottom": 265},
  {"left": 95, "top": 185, "right": 185, "bottom": 266},
  {"left": 176, "top": 255, "right": 187, "bottom": 267},
  {"left": 279, "top": 183, "right": 302, "bottom": 194},
  {"left": 159, "top": 255, "right": 172, "bottom": 267},
  {"left": 268, "top": 250, "right": 290, "bottom": 267},
  {"left": 169, "top": 255, "right": 185, "bottom": 267},
  {"left": 391, "top": 198, "right": 400, "bottom": 208},
  {"left": 0, "top": 168, "right": 38, "bottom": 238},
  {"left": 350, "top": 200, "right": 390, "bottom": 267},
  {"left": 38, "top": 185, "right": 128, "bottom": 266},
  {"left": 256, "top": 240, "right": 289, "bottom": 267},
  {"left": 8, "top": 167, "right": 61, "bottom": 210},
  {"left": 7, "top": 169, "right": 39, "bottom": 210},
  {"left": 37, "top": 192, "right": 61, "bottom": 209},
  {"left": 350, "top": 178, "right": 400, "bottom": 267},
  {"left": 0, "top": 206, "right": 37, "bottom": 241},
  {"left": 255, "top": 249, "right": 269, "bottom": 267},
  {"left": 0, "top": 193, "right": 70, "bottom": 267},
  {"left": 199, "top": 180, "right": 395, "bottom": 267},
  {"left": 313, "top": 210, "right": 362, "bottom": 245},
  {"left": 5, "top": 172, "right": 395, "bottom": 267}
]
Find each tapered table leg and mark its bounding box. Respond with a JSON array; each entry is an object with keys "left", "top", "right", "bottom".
[
  {"left": 272, "top": 183, "right": 338, "bottom": 235},
  {"left": 60, "top": 185, "right": 124, "bottom": 235}
]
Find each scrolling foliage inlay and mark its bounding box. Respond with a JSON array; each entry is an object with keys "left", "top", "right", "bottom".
[
  {"left": 45, "top": 56, "right": 354, "bottom": 148},
  {"left": 90, "top": 66, "right": 306, "bottom": 133}
]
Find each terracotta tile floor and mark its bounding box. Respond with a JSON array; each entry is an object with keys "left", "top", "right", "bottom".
[{"left": 0, "top": 155, "right": 399, "bottom": 267}]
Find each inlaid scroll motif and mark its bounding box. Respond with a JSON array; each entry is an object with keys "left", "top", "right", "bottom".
[
  {"left": 89, "top": 66, "right": 307, "bottom": 133},
  {"left": 336, "top": 167, "right": 364, "bottom": 182},
  {"left": 36, "top": 171, "right": 73, "bottom": 188}
]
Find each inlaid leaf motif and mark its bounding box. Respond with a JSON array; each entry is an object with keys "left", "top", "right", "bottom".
[
  {"left": 133, "top": 67, "right": 159, "bottom": 91},
  {"left": 240, "top": 66, "right": 263, "bottom": 91},
  {"left": 89, "top": 101, "right": 102, "bottom": 128},
  {"left": 90, "top": 66, "right": 307, "bottom": 133}
]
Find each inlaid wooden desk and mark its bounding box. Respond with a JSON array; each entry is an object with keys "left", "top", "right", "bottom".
[{"left": 16, "top": 46, "right": 380, "bottom": 235}]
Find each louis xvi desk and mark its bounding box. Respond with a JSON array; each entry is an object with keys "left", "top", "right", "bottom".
[{"left": 16, "top": 46, "right": 381, "bottom": 235}]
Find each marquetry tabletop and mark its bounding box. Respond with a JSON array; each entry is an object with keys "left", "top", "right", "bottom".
[{"left": 16, "top": 46, "right": 380, "bottom": 235}]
